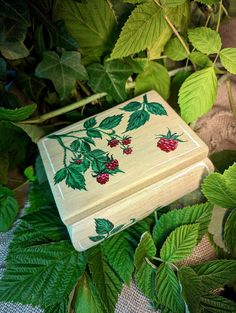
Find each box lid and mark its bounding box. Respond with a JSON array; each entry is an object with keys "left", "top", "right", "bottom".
[{"left": 38, "top": 90, "right": 208, "bottom": 225}]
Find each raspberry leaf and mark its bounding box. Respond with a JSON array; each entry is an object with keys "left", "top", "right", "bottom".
[
  {"left": 0, "top": 103, "right": 37, "bottom": 122},
  {"left": 70, "top": 139, "right": 81, "bottom": 151},
  {"left": 89, "top": 235, "right": 106, "bottom": 242},
  {"left": 121, "top": 101, "right": 141, "bottom": 112},
  {"left": 94, "top": 218, "right": 114, "bottom": 235},
  {"left": 146, "top": 102, "right": 167, "bottom": 116},
  {"left": 0, "top": 186, "right": 19, "bottom": 232},
  {"left": 54, "top": 168, "right": 67, "bottom": 184},
  {"left": 43, "top": 298, "right": 69, "bottom": 313},
  {"left": 84, "top": 117, "right": 97, "bottom": 129},
  {"left": 161, "top": 0, "right": 187, "bottom": 6},
  {"left": 220, "top": 48, "right": 236, "bottom": 75},
  {"left": 99, "top": 114, "right": 123, "bottom": 129},
  {"left": 200, "top": 294, "right": 236, "bottom": 312},
  {"left": 125, "top": 109, "right": 150, "bottom": 132},
  {"left": 224, "top": 210, "right": 236, "bottom": 257},
  {"left": 65, "top": 165, "right": 86, "bottom": 190},
  {"left": 86, "top": 128, "right": 102, "bottom": 139}
]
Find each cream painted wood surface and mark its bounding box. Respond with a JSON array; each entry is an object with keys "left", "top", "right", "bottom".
[{"left": 38, "top": 90, "right": 209, "bottom": 227}]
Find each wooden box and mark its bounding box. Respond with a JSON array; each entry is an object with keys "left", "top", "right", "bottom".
[{"left": 38, "top": 90, "right": 214, "bottom": 251}]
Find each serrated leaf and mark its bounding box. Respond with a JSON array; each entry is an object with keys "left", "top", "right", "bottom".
[
  {"left": 134, "top": 231, "right": 157, "bottom": 269},
  {"left": 224, "top": 210, "right": 236, "bottom": 257},
  {"left": 121, "top": 101, "right": 142, "bottom": 112},
  {"left": 0, "top": 186, "right": 18, "bottom": 232},
  {"left": 161, "top": 0, "right": 187, "bottom": 6},
  {"left": 147, "top": 26, "right": 172, "bottom": 60},
  {"left": 196, "top": 0, "right": 219, "bottom": 4},
  {"left": 86, "top": 129, "right": 102, "bottom": 139},
  {"left": 160, "top": 223, "right": 199, "bottom": 262},
  {"left": 0, "top": 0, "right": 30, "bottom": 26},
  {"left": 89, "top": 235, "right": 106, "bottom": 242},
  {"left": 135, "top": 61, "right": 170, "bottom": 100},
  {"left": 111, "top": 2, "right": 168, "bottom": 59},
  {"left": 0, "top": 104, "right": 36, "bottom": 122},
  {"left": 164, "top": 37, "right": 189, "bottom": 61},
  {"left": 87, "top": 60, "right": 132, "bottom": 103},
  {"left": 200, "top": 294, "right": 236, "bottom": 312},
  {"left": 43, "top": 298, "right": 69, "bottom": 313},
  {"left": 84, "top": 117, "right": 97, "bottom": 129},
  {"left": 189, "top": 51, "right": 212, "bottom": 68},
  {"left": 178, "top": 67, "right": 217, "bottom": 123},
  {"left": 66, "top": 166, "right": 86, "bottom": 190},
  {"left": 146, "top": 102, "right": 167, "bottom": 116},
  {"left": 53, "top": 0, "right": 117, "bottom": 62},
  {"left": 188, "top": 27, "right": 221, "bottom": 55},
  {"left": 88, "top": 246, "right": 123, "bottom": 313},
  {"left": 156, "top": 264, "right": 184, "bottom": 312},
  {"left": 219, "top": 48, "right": 236, "bottom": 75},
  {"left": 153, "top": 203, "right": 213, "bottom": 250},
  {"left": 54, "top": 168, "right": 67, "bottom": 184},
  {"left": 28, "top": 181, "right": 55, "bottom": 214},
  {"left": 0, "top": 240, "right": 86, "bottom": 306},
  {"left": 192, "top": 260, "right": 236, "bottom": 292},
  {"left": 125, "top": 109, "right": 150, "bottom": 132},
  {"left": 94, "top": 218, "right": 114, "bottom": 235},
  {"left": 99, "top": 114, "right": 123, "bottom": 130},
  {"left": 35, "top": 51, "right": 88, "bottom": 100},
  {"left": 178, "top": 267, "right": 202, "bottom": 313}
]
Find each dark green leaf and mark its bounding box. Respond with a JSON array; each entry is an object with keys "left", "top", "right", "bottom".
[
  {"left": 86, "top": 129, "right": 102, "bottom": 139},
  {"left": 54, "top": 20, "right": 80, "bottom": 50},
  {"left": 121, "top": 101, "right": 142, "bottom": 112},
  {"left": 80, "top": 141, "right": 91, "bottom": 153},
  {"left": 0, "top": 57, "right": 6, "bottom": 80},
  {"left": 84, "top": 117, "right": 97, "bottom": 129},
  {"left": 200, "top": 294, "right": 236, "bottom": 312},
  {"left": 0, "top": 103, "right": 36, "bottom": 122},
  {"left": 89, "top": 235, "right": 106, "bottom": 242},
  {"left": 110, "top": 224, "right": 125, "bottom": 234},
  {"left": 82, "top": 137, "right": 96, "bottom": 146},
  {"left": 70, "top": 139, "right": 81, "bottom": 151},
  {"left": 16, "top": 72, "right": 46, "bottom": 102},
  {"left": 146, "top": 102, "right": 167, "bottom": 116},
  {"left": 99, "top": 114, "right": 123, "bottom": 130},
  {"left": 28, "top": 181, "right": 55, "bottom": 214},
  {"left": 0, "top": 186, "right": 18, "bottom": 232},
  {"left": 43, "top": 298, "right": 69, "bottom": 313},
  {"left": 0, "top": 0, "right": 30, "bottom": 26},
  {"left": 94, "top": 218, "right": 114, "bottom": 235},
  {"left": 125, "top": 109, "right": 150, "bottom": 132},
  {"left": 54, "top": 168, "right": 67, "bottom": 184},
  {"left": 224, "top": 209, "right": 236, "bottom": 257},
  {"left": 66, "top": 166, "right": 86, "bottom": 190}
]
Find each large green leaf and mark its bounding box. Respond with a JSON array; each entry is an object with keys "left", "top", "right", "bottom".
[
  {"left": 147, "top": 26, "right": 172, "bottom": 60},
  {"left": 219, "top": 48, "right": 236, "bottom": 75},
  {"left": 200, "top": 294, "right": 236, "bottom": 312},
  {"left": 156, "top": 264, "right": 184, "bottom": 312},
  {"left": 224, "top": 209, "right": 236, "bottom": 257},
  {"left": 43, "top": 298, "right": 69, "bottom": 313},
  {"left": 111, "top": 2, "right": 168, "bottom": 59},
  {"left": 202, "top": 164, "right": 236, "bottom": 208},
  {"left": 152, "top": 203, "right": 213, "bottom": 250},
  {"left": 0, "top": 18, "right": 29, "bottom": 60},
  {"left": 125, "top": 109, "right": 150, "bottom": 132},
  {"left": 188, "top": 27, "right": 221, "bottom": 55},
  {"left": 0, "top": 104, "right": 36, "bottom": 122},
  {"left": 135, "top": 61, "right": 170, "bottom": 100},
  {"left": 164, "top": 37, "right": 189, "bottom": 61},
  {"left": 87, "top": 60, "right": 132, "bottom": 103},
  {"left": 0, "top": 186, "right": 18, "bottom": 232},
  {"left": 35, "top": 51, "right": 88, "bottom": 100},
  {"left": 0, "top": 240, "right": 86, "bottom": 306},
  {"left": 134, "top": 232, "right": 156, "bottom": 268},
  {"left": 161, "top": 0, "right": 187, "bottom": 6},
  {"left": 88, "top": 246, "right": 123, "bottom": 313},
  {"left": 0, "top": 0, "right": 30, "bottom": 26},
  {"left": 53, "top": 0, "right": 116, "bottom": 61},
  {"left": 196, "top": 0, "right": 219, "bottom": 4},
  {"left": 178, "top": 67, "right": 217, "bottom": 123},
  {"left": 160, "top": 223, "right": 199, "bottom": 262}
]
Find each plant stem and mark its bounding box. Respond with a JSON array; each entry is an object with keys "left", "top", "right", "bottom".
[
  {"left": 226, "top": 80, "right": 236, "bottom": 119},
  {"left": 23, "top": 93, "right": 107, "bottom": 124},
  {"left": 216, "top": 0, "right": 223, "bottom": 32},
  {"left": 145, "top": 257, "right": 157, "bottom": 269}
]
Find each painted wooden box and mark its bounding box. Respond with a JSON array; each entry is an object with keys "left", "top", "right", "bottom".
[{"left": 38, "top": 90, "right": 214, "bottom": 251}]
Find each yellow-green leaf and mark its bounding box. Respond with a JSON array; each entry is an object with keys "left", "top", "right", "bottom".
[
  {"left": 164, "top": 37, "right": 189, "bottom": 61},
  {"left": 220, "top": 48, "right": 236, "bottom": 74}
]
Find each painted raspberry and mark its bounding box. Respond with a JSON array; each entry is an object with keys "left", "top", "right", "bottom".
[
  {"left": 156, "top": 129, "right": 184, "bottom": 153},
  {"left": 75, "top": 159, "right": 82, "bottom": 164},
  {"left": 123, "top": 147, "right": 132, "bottom": 155},
  {"left": 96, "top": 173, "right": 109, "bottom": 184},
  {"left": 108, "top": 138, "right": 119, "bottom": 148},
  {"left": 106, "top": 159, "right": 119, "bottom": 170},
  {"left": 122, "top": 136, "right": 132, "bottom": 145}
]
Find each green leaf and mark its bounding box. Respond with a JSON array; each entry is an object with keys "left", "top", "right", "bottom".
[
  {"left": 200, "top": 294, "right": 236, "bottom": 312},
  {"left": 16, "top": 72, "right": 46, "bottom": 102},
  {"left": 43, "top": 298, "right": 69, "bottom": 313},
  {"left": 87, "top": 60, "right": 132, "bottom": 103},
  {"left": 88, "top": 246, "right": 123, "bottom": 313},
  {"left": 14, "top": 123, "right": 46, "bottom": 143},
  {"left": 87, "top": 129, "right": 102, "bottom": 139},
  {"left": 0, "top": 0, "right": 30, "bottom": 26},
  {"left": 164, "top": 37, "right": 188, "bottom": 61},
  {"left": 125, "top": 109, "right": 150, "bottom": 132},
  {"left": 202, "top": 164, "right": 236, "bottom": 208},
  {"left": 73, "top": 273, "right": 106, "bottom": 313},
  {"left": 110, "top": 224, "right": 125, "bottom": 234},
  {"left": 224, "top": 209, "right": 236, "bottom": 257},
  {"left": 53, "top": 0, "right": 117, "bottom": 62},
  {"left": 54, "top": 168, "right": 67, "bottom": 184},
  {"left": 156, "top": 264, "right": 184, "bottom": 312},
  {"left": 210, "top": 150, "right": 236, "bottom": 173},
  {"left": 0, "top": 186, "right": 18, "bottom": 232},
  {"left": 134, "top": 232, "right": 156, "bottom": 269},
  {"left": 0, "top": 240, "right": 86, "bottom": 306},
  {"left": 89, "top": 235, "right": 106, "bottom": 242},
  {"left": 111, "top": 2, "right": 168, "bottom": 59},
  {"left": 189, "top": 51, "right": 212, "bottom": 68},
  {"left": 24, "top": 166, "right": 37, "bottom": 182},
  {"left": 160, "top": 223, "right": 199, "bottom": 262},
  {"left": 35, "top": 51, "right": 88, "bottom": 100},
  {"left": 178, "top": 267, "right": 202, "bottom": 313},
  {"left": 188, "top": 27, "right": 221, "bottom": 55},
  {"left": 70, "top": 140, "right": 80, "bottom": 151},
  {"left": 219, "top": 48, "right": 236, "bottom": 75},
  {"left": 66, "top": 165, "right": 86, "bottom": 190},
  {"left": 178, "top": 67, "right": 217, "bottom": 123},
  {"left": 146, "top": 102, "right": 167, "bottom": 116},
  {"left": 147, "top": 26, "right": 172, "bottom": 60},
  {"left": 161, "top": 0, "right": 187, "bottom": 6},
  {"left": 192, "top": 260, "right": 236, "bottom": 292},
  {"left": 153, "top": 203, "right": 213, "bottom": 250},
  {"left": 28, "top": 181, "right": 55, "bottom": 214},
  {"left": 121, "top": 101, "right": 142, "bottom": 112},
  {"left": 135, "top": 61, "right": 170, "bottom": 100},
  {"left": 54, "top": 20, "right": 80, "bottom": 51},
  {"left": 196, "top": 0, "right": 219, "bottom": 4},
  {"left": 0, "top": 104, "right": 36, "bottom": 122},
  {"left": 0, "top": 18, "right": 29, "bottom": 60},
  {"left": 82, "top": 137, "right": 96, "bottom": 146},
  {"left": 99, "top": 114, "right": 123, "bottom": 130},
  {"left": 94, "top": 218, "right": 114, "bottom": 235},
  {"left": 84, "top": 117, "right": 97, "bottom": 129}
]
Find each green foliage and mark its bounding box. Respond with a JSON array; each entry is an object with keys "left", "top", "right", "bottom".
[
  {"left": 210, "top": 150, "right": 236, "bottom": 173},
  {"left": 164, "top": 37, "right": 189, "bottom": 61},
  {"left": 200, "top": 294, "right": 236, "bottom": 312},
  {"left": 0, "top": 104, "right": 36, "bottom": 122},
  {"left": 0, "top": 185, "right": 18, "bottom": 232},
  {"left": 224, "top": 209, "right": 236, "bottom": 257},
  {"left": 189, "top": 51, "right": 212, "bottom": 69},
  {"left": 161, "top": 0, "right": 187, "bottom": 6},
  {"left": 219, "top": 48, "right": 236, "bottom": 75}
]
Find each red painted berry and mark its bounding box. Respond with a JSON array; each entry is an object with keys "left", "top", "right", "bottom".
[
  {"left": 123, "top": 147, "right": 133, "bottom": 155},
  {"left": 122, "top": 137, "right": 132, "bottom": 145},
  {"left": 108, "top": 138, "right": 119, "bottom": 148},
  {"left": 157, "top": 138, "right": 178, "bottom": 152},
  {"left": 106, "top": 159, "right": 119, "bottom": 170},
  {"left": 75, "top": 159, "right": 82, "bottom": 164},
  {"left": 96, "top": 173, "right": 109, "bottom": 184}
]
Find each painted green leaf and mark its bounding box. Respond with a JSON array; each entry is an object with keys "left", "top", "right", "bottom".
[
  {"left": 84, "top": 117, "right": 97, "bottom": 129},
  {"left": 0, "top": 0, "right": 30, "bottom": 26},
  {"left": 89, "top": 235, "right": 106, "bottom": 242},
  {"left": 0, "top": 104, "right": 36, "bottom": 122},
  {"left": 178, "top": 67, "right": 217, "bottom": 123},
  {"left": 0, "top": 186, "right": 18, "bottom": 232},
  {"left": 200, "top": 294, "right": 236, "bottom": 312},
  {"left": 224, "top": 210, "right": 236, "bottom": 257},
  {"left": 178, "top": 267, "right": 202, "bottom": 313},
  {"left": 189, "top": 51, "right": 212, "bottom": 68},
  {"left": 82, "top": 137, "right": 96, "bottom": 146},
  {"left": 79, "top": 141, "right": 91, "bottom": 153},
  {"left": 86, "top": 129, "right": 102, "bottom": 139},
  {"left": 160, "top": 223, "right": 199, "bottom": 262},
  {"left": 110, "top": 224, "right": 125, "bottom": 234},
  {"left": 161, "top": 0, "right": 187, "bottom": 6},
  {"left": 70, "top": 140, "right": 80, "bottom": 151},
  {"left": 188, "top": 27, "right": 221, "bottom": 55},
  {"left": 111, "top": 2, "right": 168, "bottom": 59},
  {"left": 164, "top": 37, "right": 189, "bottom": 61},
  {"left": 0, "top": 18, "right": 29, "bottom": 60},
  {"left": 87, "top": 60, "right": 132, "bottom": 103},
  {"left": 73, "top": 273, "right": 106, "bottom": 313},
  {"left": 16, "top": 72, "right": 46, "bottom": 102},
  {"left": 135, "top": 62, "right": 170, "bottom": 100},
  {"left": 156, "top": 263, "right": 184, "bottom": 312},
  {"left": 35, "top": 51, "right": 88, "bottom": 100},
  {"left": 125, "top": 109, "right": 150, "bottom": 132},
  {"left": 66, "top": 166, "right": 86, "bottom": 190},
  {"left": 220, "top": 48, "right": 236, "bottom": 75},
  {"left": 95, "top": 218, "right": 114, "bottom": 235},
  {"left": 153, "top": 202, "right": 213, "bottom": 249},
  {"left": 99, "top": 114, "right": 123, "bottom": 130},
  {"left": 54, "top": 168, "right": 67, "bottom": 184},
  {"left": 121, "top": 101, "right": 142, "bottom": 112},
  {"left": 53, "top": 0, "right": 117, "bottom": 62},
  {"left": 146, "top": 102, "right": 167, "bottom": 116}
]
